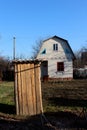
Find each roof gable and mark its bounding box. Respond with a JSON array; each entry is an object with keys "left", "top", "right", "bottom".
[
  {"left": 43, "top": 35, "right": 67, "bottom": 42},
  {"left": 43, "top": 35, "right": 76, "bottom": 59}
]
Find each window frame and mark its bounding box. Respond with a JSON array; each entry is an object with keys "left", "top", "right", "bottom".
[
  {"left": 57, "top": 62, "right": 64, "bottom": 72},
  {"left": 41, "top": 49, "right": 46, "bottom": 54},
  {"left": 53, "top": 44, "right": 58, "bottom": 51}
]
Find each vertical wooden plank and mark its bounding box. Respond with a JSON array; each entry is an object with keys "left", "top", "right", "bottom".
[
  {"left": 35, "top": 63, "right": 40, "bottom": 114},
  {"left": 27, "top": 63, "right": 33, "bottom": 115},
  {"left": 31, "top": 63, "right": 36, "bottom": 115},
  {"left": 25, "top": 63, "right": 30, "bottom": 115},
  {"left": 37, "top": 63, "right": 43, "bottom": 113},
  {"left": 14, "top": 64, "right": 19, "bottom": 115},
  {"left": 21, "top": 64, "right": 27, "bottom": 115},
  {"left": 35, "top": 63, "right": 43, "bottom": 114},
  {"left": 24, "top": 64, "right": 29, "bottom": 115},
  {"left": 30, "top": 63, "right": 35, "bottom": 115},
  {"left": 21, "top": 64, "right": 26, "bottom": 115},
  {"left": 17, "top": 64, "right": 23, "bottom": 115}
]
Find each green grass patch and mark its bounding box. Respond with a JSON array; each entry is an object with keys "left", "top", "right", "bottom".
[{"left": 0, "top": 82, "right": 14, "bottom": 105}]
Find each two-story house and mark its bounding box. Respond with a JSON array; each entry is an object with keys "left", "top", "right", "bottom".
[{"left": 36, "top": 35, "right": 75, "bottom": 81}]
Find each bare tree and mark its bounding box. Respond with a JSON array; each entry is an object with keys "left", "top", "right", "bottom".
[
  {"left": 32, "top": 39, "right": 43, "bottom": 59},
  {"left": 0, "top": 56, "right": 11, "bottom": 80},
  {"left": 74, "top": 46, "right": 87, "bottom": 68},
  {"left": 0, "top": 56, "right": 9, "bottom": 70}
]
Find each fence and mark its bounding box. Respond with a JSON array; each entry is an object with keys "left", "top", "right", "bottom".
[
  {"left": 73, "top": 68, "right": 87, "bottom": 79},
  {"left": 14, "top": 60, "right": 43, "bottom": 116}
]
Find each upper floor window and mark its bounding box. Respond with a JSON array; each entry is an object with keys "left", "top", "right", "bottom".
[
  {"left": 41, "top": 49, "right": 46, "bottom": 54},
  {"left": 53, "top": 44, "right": 58, "bottom": 51}
]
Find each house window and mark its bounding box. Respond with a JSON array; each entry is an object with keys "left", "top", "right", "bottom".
[
  {"left": 57, "top": 62, "right": 64, "bottom": 71},
  {"left": 53, "top": 44, "right": 58, "bottom": 51},
  {"left": 41, "top": 49, "right": 46, "bottom": 54}
]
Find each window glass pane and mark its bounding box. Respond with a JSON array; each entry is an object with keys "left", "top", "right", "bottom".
[
  {"left": 53, "top": 44, "right": 55, "bottom": 51},
  {"left": 41, "top": 49, "right": 46, "bottom": 54},
  {"left": 56, "top": 44, "right": 58, "bottom": 50},
  {"left": 53, "top": 44, "right": 58, "bottom": 51},
  {"left": 57, "top": 62, "right": 64, "bottom": 71}
]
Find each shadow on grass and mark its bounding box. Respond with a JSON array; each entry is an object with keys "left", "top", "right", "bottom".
[
  {"left": 0, "top": 103, "right": 86, "bottom": 129},
  {"left": 0, "top": 100, "right": 87, "bottom": 129},
  {"left": 0, "top": 112, "right": 87, "bottom": 129},
  {"left": 48, "top": 97, "right": 87, "bottom": 108},
  {"left": 0, "top": 103, "right": 16, "bottom": 114}
]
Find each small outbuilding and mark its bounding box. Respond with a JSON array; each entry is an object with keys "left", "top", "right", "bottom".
[{"left": 13, "top": 59, "right": 43, "bottom": 115}]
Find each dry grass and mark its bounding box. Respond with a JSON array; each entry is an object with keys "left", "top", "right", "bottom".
[
  {"left": 0, "top": 80, "right": 87, "bottom": 129},
  {"left": 41, "top": 79, "right": 87, "bottom": 113}
]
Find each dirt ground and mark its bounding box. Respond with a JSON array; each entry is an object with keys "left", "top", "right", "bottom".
[{"left": 0, "top": 111, "right": 87, "bottom": 130}]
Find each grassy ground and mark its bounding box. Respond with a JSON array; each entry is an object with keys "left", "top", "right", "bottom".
[
  {"left": 0, "top": 82, "right": 14, "bottom": 105},
  {"left": 41, "top": 80, "right": 87, "bottom": 114},
  {"left": 0, "top": 80, "right": 87, "bottom": 129},
  {"left": 0, "top": 80, "right": 87, "bottom": 114}
]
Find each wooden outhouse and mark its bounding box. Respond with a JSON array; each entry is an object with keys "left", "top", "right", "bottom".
[{"left": 14, "top": 60, "right": 43, "bottom": 115}]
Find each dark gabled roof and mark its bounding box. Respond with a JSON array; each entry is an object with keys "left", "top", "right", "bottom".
[
  {"left": 43, "top": 35, "right": 76, "bottom": 60},
  {"left": 52, "top": 35, "right": 68, "bottom": 42},
  {"left": 43, "top": 35, "right": 67, "bottom": 42}
]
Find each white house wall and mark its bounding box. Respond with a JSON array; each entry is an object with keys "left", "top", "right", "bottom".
[{"left": 48, "top": 59, "right": 73, "bottom": 78}]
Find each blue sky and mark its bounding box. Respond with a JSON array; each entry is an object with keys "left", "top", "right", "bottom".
[{"left": 0, "top": 0, "right": 87, "bottom": 59}]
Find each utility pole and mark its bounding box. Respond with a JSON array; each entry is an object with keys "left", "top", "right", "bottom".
[{"left": 13, "top": 37, "right": 16, "bottom": 60}]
